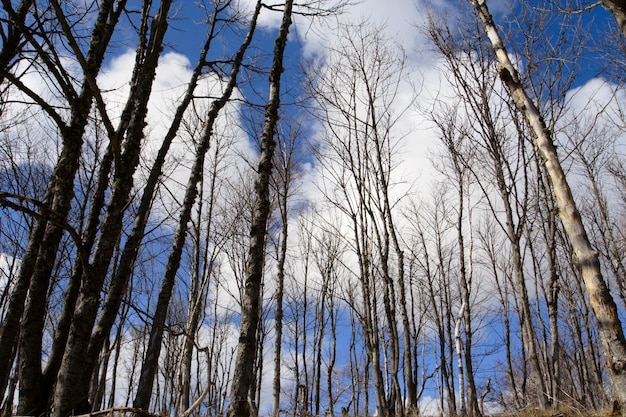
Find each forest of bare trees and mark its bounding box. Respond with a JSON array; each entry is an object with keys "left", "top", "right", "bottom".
[{"left": 1, "top": 1, "right": 626, "bottom": 417}]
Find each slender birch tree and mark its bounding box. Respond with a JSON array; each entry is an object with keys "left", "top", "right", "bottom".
[{"left": 469, "top": 0, "right": 626, "bottom": 409}]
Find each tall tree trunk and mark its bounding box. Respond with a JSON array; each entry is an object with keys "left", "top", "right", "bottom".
[
  {"left": 455, "top": 301, "right": 467, "bottom": 415},
  {"left": 52, "top": 2, "right": 172, "bottom": 415},
  {"left": 6, "top": 2, "right": 124, "bottom": 413},
  {"left": 449, "top": 141, "right": 479, "bottom": 416},
  {"left": 536, "top": 165, "right": 562, "bottom": 408},
  {"left": 461, "top": 216, "right": 479, "bottom": 417},
  {"left": 470, "top": 0, "right": 626, "bottom": 409},
  {"left": 355, "top": 217, "right": 389, "bottom": 417},
  {"left": 84, "top": 3, "right": 222, "bottom": 395},
  {"left": 176, "top": 177, "right": 206, "bottom": 415},
  {"left": 271, "top": 216, "right": 288, "bottom": 417},
  {"left": 499, "top": 163, "right": 548, "bottom": 409},
  {"left": 272, "top": 159, "right": 291, "bottom": 417},
  {"left": 327, "top": 297, "right": 338, "bottom": 417},
  {"left": 227, "top": 2, "right": 293, "bottom": 415},
  {"left": 133, "top": 2, "right": 262, "bottom": 411},
  {"left": 40, "top": 137, "right": 116, "bottom": 414}
]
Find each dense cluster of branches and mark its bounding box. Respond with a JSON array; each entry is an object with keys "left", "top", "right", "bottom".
[{"left": 0, "top": 1, "right": 625, "bottom": 417}]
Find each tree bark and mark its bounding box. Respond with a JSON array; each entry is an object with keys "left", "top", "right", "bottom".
[
  {"left": 227, "top": 2, "right": 293, "bottom": 416},
  {"left": 2, "top": 1, "right": 123, "bottom": 413},
  {"left": 42, "top": 144, "right": 113, "bottom": 392},
  {"left": 85, "top": 5, "right": 219, "bottom": 404},
  {"left": 271, "top": 136, "right": 294, "bottom": 417},
  {"left": 470, "top": 0, "right": 626, "bottom": 409},
  {"left": 0, "top": 0, "right": 35, "bottom": 85},
  {"left": 51, "top": 2, "right": 171, "bottom": 415},
  {"left": 132, "top": 2, "right": 262, "bottom": 411}
]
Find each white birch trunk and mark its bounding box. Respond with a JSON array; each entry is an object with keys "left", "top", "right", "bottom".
[{"left": 469, "top": 0, "right": 626, "bottom": 408}]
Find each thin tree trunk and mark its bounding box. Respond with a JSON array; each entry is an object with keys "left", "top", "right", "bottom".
[
  {"left": 500, "top": 169, "right": 548, "bottom": 409},
  {"left": 272, "top": 176, "right": 290, "bottom": 417},
  {"left": 537, "top": 166, "right": 561, "bottom": 408},
  {"left": 470, "top": 0, "right": 626, "bottom": 409},
  {"left": 227, "top": 2, "right": 293, "bottom": 415},
  {"left": 90, "top": 337, "right": 111, "bottom": 410},
  {"left": 314, "top": 279, "right": 326, "bottom": 416},
  {"left": 174, "top": 154, "right": 220, "bottom": 415},
  {"left": 327, "top": 298, "right": 337, "bottom": 417},
  {"left": 482, "top": 229, "right": 521, "bottom": 408},
  {"left": 455, "top": 301, "right": 467, "bottom": 416},
  {"left": 271, "top": 231, "right": 287, "bottom": 417},
  {"left": 449, "top": 142, "right": 479, "bottom": 416},
  {"left": 176, "top": 179, "right": 206, "bottom": 415},
  {"left": 462, "top": 206, "right": 479, "bottom": 416},
  {"left": 107, "top": 297, "right": 129, "bottom": 409},
  {"left": 357, "top": 222, "right": 389, "bottom": 417},
  {"left": 132, "top": 3, "right": 262, "bottom": 410}
]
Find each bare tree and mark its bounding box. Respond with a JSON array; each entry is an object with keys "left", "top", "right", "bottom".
[
  {"left": 469, "top": 0, "right": 626, "bottom": 409},
  {"left": 50, "top": 2, "right": 178, "bottom": 415},
  {"left": 309, "top": 20, "right": 416, "bottom": 417},
  {"left": 426, "top": 102, "right": 481, "bottom": 416},
  {"left": 227, "top": 2, "right": 293, "bottom": 416},
  {"left": 132, "top": 2, "right": 263, "bottom": 411},
  {"left": 0, "top": 1, "right": 127, "bottom": 413},
  {"left": 82, "top": 4, "right": 241, "bottom": 410},
  {"left": 271, "top": 119, "right": 303, "bottom": 417},
  {"left": 409, "top": 189, "right": 459, "bottom": 416},
  {"left": 425, "top": 12, "right": 552, "bottom": 408}
]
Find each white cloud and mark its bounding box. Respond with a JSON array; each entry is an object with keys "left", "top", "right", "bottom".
[
  {"left": 561, "top": 77, "right": 626, "bottom": 122},
  {"left": 95, "top": 48, "right": 257, "bottom": 219},
  {"left": 232, "top": 0, "right": 286, "bottom": 29}
]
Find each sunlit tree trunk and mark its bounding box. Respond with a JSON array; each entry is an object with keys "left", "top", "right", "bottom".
[{"left": 470, "top": 0, "right": 626, "bottom": 409}]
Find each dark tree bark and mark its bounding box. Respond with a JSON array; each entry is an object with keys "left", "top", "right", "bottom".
[
  {"left": 132, "top": 2, "right": 262, "bottom": 411},
  {"left": 0, "top": 1, "right": 124, "bottom": 413},
  {"left": 227, "top": 1, "right": 293, "bottom": 416},
  {"left": 0, "top": 0, "right": 34, "bottom": 85},
  {"left": 83, "top": 3, "right": 225, "bottom": 406},
  {"left": 52, "top": 1, "right": 173, "bottom": 415}
]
